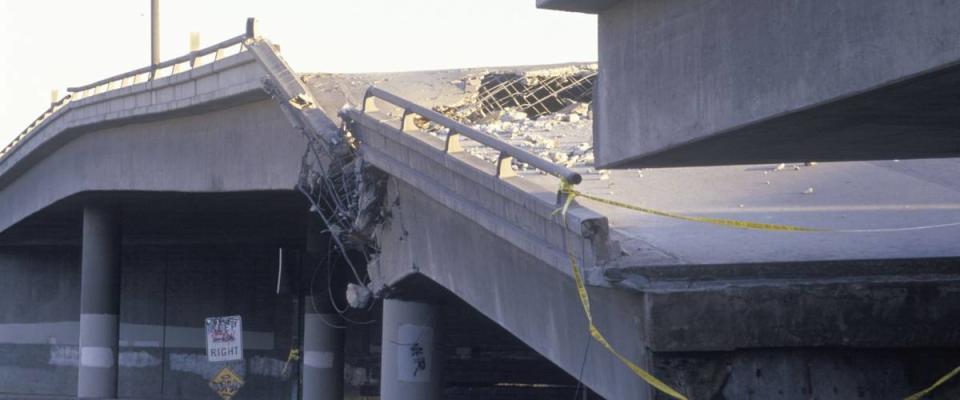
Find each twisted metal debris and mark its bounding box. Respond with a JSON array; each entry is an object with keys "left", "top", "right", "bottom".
[
  {"left": 262, "top": 78, "right": 386, "bottom": 299},
  {"left": 436, "top": 65, "right": 597, "bottom": 123}
]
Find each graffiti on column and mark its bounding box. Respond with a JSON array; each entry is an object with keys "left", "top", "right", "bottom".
[{"left": 397, "top": 324, "right": 433, "bottom": 382}]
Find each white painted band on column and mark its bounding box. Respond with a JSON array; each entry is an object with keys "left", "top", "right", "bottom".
[
  {"left": 80, "top": 313, "right": 118, "bottom": 348},
  {"left": 304, "top": 351, "right": 334, "bottom": 369},
  {"left": 80, "top": 346, "right": 115, "bottom": 368}
]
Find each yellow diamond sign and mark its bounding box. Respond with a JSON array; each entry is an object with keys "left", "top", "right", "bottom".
[{"left": 209, "top": 367, "right": 245, "bottom": 400}]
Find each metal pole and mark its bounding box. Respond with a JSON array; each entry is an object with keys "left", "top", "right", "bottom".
[
  {"left": 380, "top": 299, "right": 442, "bottom": 400},
  {"left": 151, "top": 0, "right": 159, "bottom": 66},
  {"left": 77, "top": 205, "right": 121, "bottom": 399},
  {"left": 302, "top": 297, "right": 344, "bottom": 400}
]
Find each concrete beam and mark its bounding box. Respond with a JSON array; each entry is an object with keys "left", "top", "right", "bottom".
[
  {"left": 592, "top": 0, "right": 960, "bottom": 168},
  {"left": 536, "top": 0, "right": 621, "bottom": 14}
]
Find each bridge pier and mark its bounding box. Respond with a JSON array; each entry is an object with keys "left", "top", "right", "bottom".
[
  {"left": 77, "top": 205, "right": 121, "bottom": 399},
  {"left": 302, "top": 296, "right": 344, "bottom": 400},
  {"left": 379, "top": 299, "right": 442, "bottom": 400}
]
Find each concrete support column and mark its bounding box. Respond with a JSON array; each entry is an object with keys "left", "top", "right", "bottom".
[
  {"left": 380, "top": 299, "right": 441, "bottom": 400},
  {"left": 78, "top": 205, "right": 121, "bottom": 399},
  {"left": 302, "top": 296, "right": 344, "bottom": 400}
]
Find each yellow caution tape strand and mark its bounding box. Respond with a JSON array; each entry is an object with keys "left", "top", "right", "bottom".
[
  {"left": 905, "top": 365, "right": 960, "bottom": 400},
  {"left": 557, "top": 186, "right": 689, "bottom": 400},
  {"left": 558, "top": 181, "right": 960, "bottom": 399},
  {"left": 560, "top": 182, "right": 960, "bottom": 234},
  {"left": 560, "top": 181, "right": 822, "bottom": 232},
  {"left": 281, "top": 348, "right": 301, "bottom": 376}
]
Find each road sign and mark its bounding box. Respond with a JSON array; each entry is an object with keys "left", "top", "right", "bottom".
[{"left": 205, "top": 315, "right": 243, "bottom": 362}]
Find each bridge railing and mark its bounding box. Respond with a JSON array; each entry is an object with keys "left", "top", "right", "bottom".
[
  {"left": 67, "top": 34, "right": 251, "bottom": 100},
  {"left": 0, "top": 95, "right": 71, "bottom": 159},
  {"left": 1, "top": 19, "right": 259, "bottom": 162},
  {"left": 355, "top": 86, "right": 583, "bottom": 185}
]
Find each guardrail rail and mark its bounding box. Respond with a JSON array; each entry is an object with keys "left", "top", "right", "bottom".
[
  {"left": 1, "top": 18, "right": 260, "bottom": 162},
  {"left": 356, "top": 86, "right": 583, "bottom": 186}
]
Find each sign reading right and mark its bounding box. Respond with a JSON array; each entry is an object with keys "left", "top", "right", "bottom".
[{"left": 205, "top": 315, "right": 243, "bottom": 362}]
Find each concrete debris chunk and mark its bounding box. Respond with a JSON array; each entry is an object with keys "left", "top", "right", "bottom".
[
  {"left": 550, "top": 151, "right": 569, "bottom": 164},
  {"left": 500, "top": 110, "right": 529, "bottom": 122},
  {"left": 560, "top": 102, "right": 591, "bottom": 116},
  {"left": 346, "top": 283, "right": 372, "bottom": 309}
]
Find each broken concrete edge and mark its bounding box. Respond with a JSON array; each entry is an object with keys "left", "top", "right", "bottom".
[
  {"left": 344, "top": 110, "right": 617, "bottom": 288},
  {"left": 244, "top": 38, "right": 343, "bottom": 147}
]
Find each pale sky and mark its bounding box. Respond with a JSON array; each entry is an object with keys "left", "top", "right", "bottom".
[{"left": 0, "top": 0, "right": 596, "bottom": 145}]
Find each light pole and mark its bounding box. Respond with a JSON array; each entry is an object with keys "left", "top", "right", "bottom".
[{"left": 151, "top": 0, "right": 159, "bottom": 66}]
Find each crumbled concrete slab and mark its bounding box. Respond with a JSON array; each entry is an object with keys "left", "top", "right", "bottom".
[{"left": 300, "top": 64, "right": 960, "bottom": 269}]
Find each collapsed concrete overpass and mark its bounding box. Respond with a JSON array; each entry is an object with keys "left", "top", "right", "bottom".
[{"left": 2, "top": 18, "right": 960, "bottom": 400}]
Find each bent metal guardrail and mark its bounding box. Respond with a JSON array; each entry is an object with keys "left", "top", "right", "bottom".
[
  {"left": 353, "top": 86, "right": 583, "bottom": 185},
  {"left": 0, "top": 18, "right": 260, "bottom": 161}
]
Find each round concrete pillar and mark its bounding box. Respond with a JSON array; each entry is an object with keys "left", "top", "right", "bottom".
[
  {"left": 302, "top": 296, "right": 344, "bottom": 400},
  {"left": 380, "top": 299, "right": 441, "bottom": 400},
  {"left": 78, "top": 205, "right": 121, "bottom": 399}
]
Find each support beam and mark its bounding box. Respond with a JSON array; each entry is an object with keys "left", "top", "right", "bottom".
[
  {"left": 78, "top": 205, "right": 121, "bottom": 399},
  {"left": 302, "top": 296, "right": 344, "bottom": 400},
  {"left": 380, "top": 299, "right": 441, "bottom": 400}
]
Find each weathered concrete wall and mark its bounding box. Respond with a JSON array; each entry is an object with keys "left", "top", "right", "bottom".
[
  {"left": 0, "top": 246, "right": 80, "bottom": 397},
  {"left": 643, "top": 272, "right": 960, "bottom": 352},
  {"left": 0, "top": 244, "right": 299, "bottom": 399},
  {"left": 594, "top": 0, "right": 960, "bottom": 167},
  {"left": 651, "top": 349, "right": 960, "bottom": 400}
]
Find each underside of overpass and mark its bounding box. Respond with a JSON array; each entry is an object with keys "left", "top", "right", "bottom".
[
  {"left": 1, "top": 17, "right": 959, "bottom": 400},
  {"left": 0, "top": 191, "right": 599, "bottom": 399}
]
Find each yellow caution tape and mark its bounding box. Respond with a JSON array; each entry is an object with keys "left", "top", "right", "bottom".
[
  {"left": 559, "top": 181, "right": 822, "bottom": 232},
  {"left": 281, "top": 348, "right": 301, "bottom": 376},
  {"left": 557, "top": 185, "right": 689, "bottom": 400},
  {"left": 905, "top": 365, "right": 960, "bottom": 400}
]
